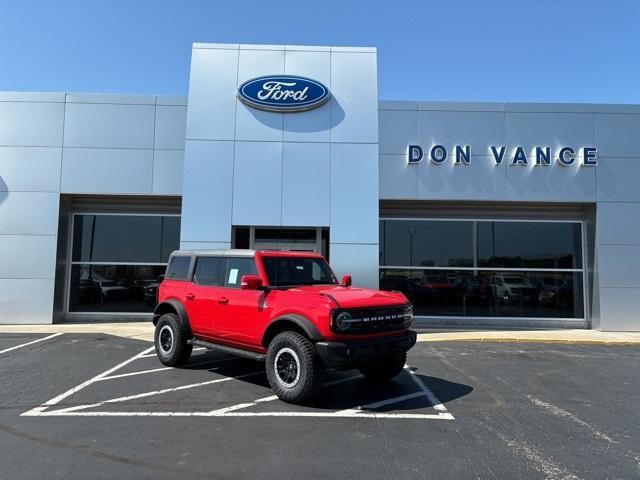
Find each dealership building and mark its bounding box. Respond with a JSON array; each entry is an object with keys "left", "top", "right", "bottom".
[{"left": 1, "top": 42, "right": 639, "bottom": 331}]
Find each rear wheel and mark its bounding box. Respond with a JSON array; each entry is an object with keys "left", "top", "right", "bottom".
[
  {"left": 266, "top": 331, "right": 325, "bottom": 404},
  {"left": 359, "top": 352, "right": 407, "bottom": 382},
  {"left": 154, "top": 313, "right": 192, "bottom": 367}
]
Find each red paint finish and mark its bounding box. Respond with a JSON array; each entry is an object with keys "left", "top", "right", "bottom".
[{"left": 157, "top": 251, "right": 413, "bottom": 356}]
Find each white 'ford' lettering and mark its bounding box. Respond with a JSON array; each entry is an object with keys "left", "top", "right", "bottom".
[{"left": 257, "top": 81, "right": 309, "bottom": 102}]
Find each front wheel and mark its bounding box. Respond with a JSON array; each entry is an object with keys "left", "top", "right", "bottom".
[
  {"left": 359, "top": 352, "right": 407, "bottom": 382},
  {"left": 154, "top": 313, "right": 192, "bottom": 367},
  {"left": 265, "top": 331, "right": 325, "bottom": 404}
]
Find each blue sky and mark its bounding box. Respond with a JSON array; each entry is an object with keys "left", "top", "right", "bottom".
[{"left": 0, "top": 0, "right": 638, "bottom": 103}]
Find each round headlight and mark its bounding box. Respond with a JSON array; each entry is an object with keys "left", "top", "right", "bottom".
[{"left": 335, "top": 311, "right": 352, "bottom": 330}]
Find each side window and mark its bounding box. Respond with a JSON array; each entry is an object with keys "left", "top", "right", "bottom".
[
  {"left": 166, "top": 256, "right": 190, "bottom": 280},
  {"left": 193, "top": 257, "right": 223, "bottom": 286},
  {"left": 223, "top": 257, "right": 257, "bottom": 289}
]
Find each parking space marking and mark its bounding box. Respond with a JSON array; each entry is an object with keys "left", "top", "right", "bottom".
[
  {"left": 23, "top": 345, "right": 455, "bottom": 421},
  {"left": 96, "top": 367, "right": 174, "bottom": 381},
  {"left": 0, "top": 333, "right": 63, "bottom": 355},
  {"left": 22, "top": 346, "right": 156, "bottom": 416}
]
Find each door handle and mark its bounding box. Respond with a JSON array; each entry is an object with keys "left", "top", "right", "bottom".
[
  {"left": 185, "top": 293, "right": 196, "bottom": 300},
  {"left": 218, "top": 297, "right": 229, "bottom": 305}
]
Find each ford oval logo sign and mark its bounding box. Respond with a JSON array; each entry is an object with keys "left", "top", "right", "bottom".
[{"left": 237, "top": 75, "right": 330, "bottom": 113}]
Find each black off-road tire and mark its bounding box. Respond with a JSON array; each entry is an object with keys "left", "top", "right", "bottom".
[
  {"left": 359, "top": 352, "right": 407, "bottom": 382},
  {"left": 265, "top": 331, "right": 325, "bottom": 404},
  {"left": 154, "top": 313, "right": 192, "bottom": 367}
]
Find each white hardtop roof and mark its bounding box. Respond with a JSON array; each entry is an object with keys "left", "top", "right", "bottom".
[{"left": 170, "top": 249, "right": 255, "bottom": 257}]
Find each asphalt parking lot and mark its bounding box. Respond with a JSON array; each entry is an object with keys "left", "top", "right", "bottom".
[{"left": 0, "top": 333, "right": 639, "bottom": 479}]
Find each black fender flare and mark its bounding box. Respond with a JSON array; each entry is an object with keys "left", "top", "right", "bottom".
[
  {"left": 262, "top": 314, "right": 324, "bottom": 346},
  {"left": 153, "top": 300, "right": 192, "bottom": 338}
]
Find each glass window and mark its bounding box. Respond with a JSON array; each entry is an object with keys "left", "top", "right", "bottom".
[
  {"left": 68, "top": 264, "right": 166, "bottom": 313},
  {"left": 262, "top": 256, "right": 338, "bottom": 287},
  {"left": 380, "top": 269, "right": 584, "bottom": 319},
  {"left": 477, "top": 222, "right": 582, "bottom": 269},
  {"left": 72, "top": 215, "right": 180, "bottom": 263},
  {"left": 380, "top": 220, "right": 474, "bottom": 267},
  {"left": 69, "top": 213, "right": 181, "bottom": 314},
  {"left": 223, "top": 257, "right": 257, "bottom": 288},
  {"left": 193, "top": 257, "right": 223, "bottom": 286},
  {"left": 166, "top": 256, "right": 190, "bottom": 280},
  {"left": 379, "top": 218, "right": 585, "bottom": 320}
]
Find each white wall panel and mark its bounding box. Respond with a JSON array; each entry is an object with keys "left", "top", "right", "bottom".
[
  {"left": 330, "top": 52, "right": 378, "bottom": 143},
  {"left": 379, "top": 110, "right": 417, "bottom": 155},
  {"left": 154, "top": 105, "right": 187, "bottom": 149},
  {"left": 379, "top": 154, "right": 418, "bottom": 199},
  {"left": 597, "top": 202, "right": 640, "bottom": 245},
  {"left": 281, "top": 142, "right": 330, "bottom": 226},
  {"left": 61, "top": 148, "right": 153, "bottom": 194},
  {"left": 232, "top": 141, "right": 283, "bottom": 226},
  {"left": 330, "top": 243, "right": 379, "bottom": 289},
  {"left": 330, "top": 143, "right": 378, "bottom": 243},
  {"left": 0, "top": 102, "right": 64, "bottom": 147},
  {"left": 283, "top": 50, "right": 331, "bottom": 143},
  {"left": 0, "top": 191, "right": 59, "bottom": 235},
  {"left": 63, "top": 103, "right": 155, "bottom": 149},
  {"left": 506, "top": 161, "right": 596, "bottom": 202},
  {"left": 417, "top": 111, "right": 505, "bottom": 153},
  {"left": 0, "top": 147, "right": 61, "bottom": 192},
  {"left": 598, "top": 244, "right": 640, "bottom": 288},
  {"left": 0, "top": 279, "right": 55, "bottom": 324},
  {"left": 595, "top": 114, "right": 640, "bottom": 157},
  {"left": 180, "top": 241, "right": 231, "bottom": 251},
  {"left": 596, "top": 157, "right": 640, "bottom": 202},
  {"left": 0, "top": 235, "right": 57, "bottom": 279},
  {"left": 181, "top": 140, "right": 234, "bottom": 243},
  {"left": 599, "top": 287, "right": 640, "bottom": 331},
  {"left": 186, "top": 47, "right": 239, "bottom": 141},
  {"left": 506, "top": 112, "right": 594, "bottom": 151},
  {"left": 418, "top": 155, "right": 507, "bottom": 201},
  {"left": 153, "top": 150, "right": 183, "bottom": 195},
  {"left": 235, "top": 49, "right": 285, "bottom": 142}
]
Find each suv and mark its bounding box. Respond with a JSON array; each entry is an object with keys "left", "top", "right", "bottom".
[{"left": 153, "top": 249, "right": 416, "bottom": 404}]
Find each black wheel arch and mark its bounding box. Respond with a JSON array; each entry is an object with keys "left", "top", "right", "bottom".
[
  {"left": 262, "top": 314, "right": 323, "bottom": 347},
  {"left": 153, "top": 299, "right": 192, "bottom": 338}
]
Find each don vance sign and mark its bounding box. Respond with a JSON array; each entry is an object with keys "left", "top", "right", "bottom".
[{"left": 408, "top": 144, "right": 597, "bottom": 167}]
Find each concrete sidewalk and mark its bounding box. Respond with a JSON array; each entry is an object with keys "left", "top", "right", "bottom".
[{"left": 1, "top": 323, "right": 640, "bottom": 345}]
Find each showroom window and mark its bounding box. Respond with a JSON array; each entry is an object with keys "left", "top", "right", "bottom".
[
  {"left": 68, "top": 214, "right": 180, "bottom": 314},
  {"left": 379, "top": 219, "right": 585, "bottom": 319}
]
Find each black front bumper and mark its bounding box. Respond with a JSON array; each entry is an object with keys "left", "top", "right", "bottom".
[{"left": 315, "top": 330, "right": 417, "bottom": 369}]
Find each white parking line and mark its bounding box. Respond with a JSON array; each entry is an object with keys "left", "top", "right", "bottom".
[
  {"left": 22, "top": 345, "right": 155, "bottom": 416},
  {"left": 0, "top": 333, "right": 63, "bottom": 355},
  {"left": 97, "top": 367, "right": 174, "bottom": 381},
  {"left": 23, "top": 344, "right": 455, "bottom": 421}
]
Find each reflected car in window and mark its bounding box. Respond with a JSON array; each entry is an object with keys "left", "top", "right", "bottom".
[{"left": 490, "top": 275, "right": 539, "bottom": 305}]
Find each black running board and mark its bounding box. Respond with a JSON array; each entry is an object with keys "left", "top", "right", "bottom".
[{"left": 188, "top": 338, "right": 266, "bottom": 362}]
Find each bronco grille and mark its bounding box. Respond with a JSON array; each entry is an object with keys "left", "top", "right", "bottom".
[{"left": 331, "top": 305, "right": 413, "bottom": 334}]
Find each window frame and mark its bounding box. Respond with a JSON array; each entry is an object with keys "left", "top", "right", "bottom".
[
  {"left": 219, "top": 256, "right": 258, "bottom": 290},
  {"left": 192, "top": 256, "right": 224, "bottom": 287},
  {"left": 379, "top": 216, "right": 588, "bottom": 323}
]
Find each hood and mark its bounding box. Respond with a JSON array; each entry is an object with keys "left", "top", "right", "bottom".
[{"left": 285, "top": 285, "right": 408, "bottom": 309}]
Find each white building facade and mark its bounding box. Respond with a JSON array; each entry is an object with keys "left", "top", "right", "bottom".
[{"left": 0, "top": 42, "right": 639, "bottom": 331}]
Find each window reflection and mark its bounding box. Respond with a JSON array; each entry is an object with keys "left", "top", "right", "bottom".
[
  {"left": 380, "top": 269, "right": 583, "bottom": 319},
  {"left": 72, "top": 215, "right": 180, "bottom": 264},
  {"left": 69, "top": 264, "right": 166, "bottom": 313}
]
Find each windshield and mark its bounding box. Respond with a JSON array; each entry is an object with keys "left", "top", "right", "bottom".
[
  {"left": 262, "top": 256, "right": 338, "bottom": 287},
  {"left": 504, "top": 277, "right": 524, "bottom": 285}
]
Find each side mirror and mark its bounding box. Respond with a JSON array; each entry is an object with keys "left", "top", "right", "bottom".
[
  {"left": 240, "top": 274, "right": 263, "bottom": 290},
  {"left": 341, "top": 274, "right": 352, "bottom": 287}
]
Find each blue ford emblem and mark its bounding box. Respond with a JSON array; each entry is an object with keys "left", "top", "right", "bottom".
[{"left": 237, "top": 75, "right": 330, "bottom": 112}]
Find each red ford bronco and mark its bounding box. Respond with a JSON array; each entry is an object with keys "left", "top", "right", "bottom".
[{"left": 153, "top": 250, "right": 416, "bottom": 403}]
